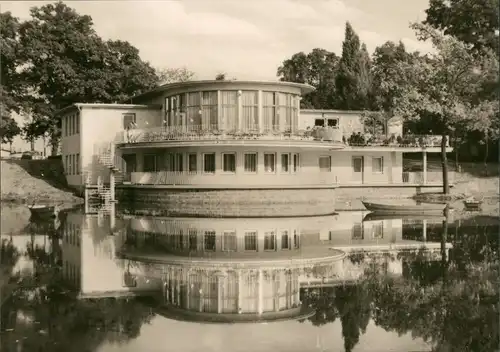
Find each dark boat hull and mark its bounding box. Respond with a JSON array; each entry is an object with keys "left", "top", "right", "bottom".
[
  {"left": 363, "top": 213, "right": 445, "bottom": 222},
  {"left": 28, "top": 206, "right": 57, "bottom": 219},
  {"left": 361, "top": 201, "right": 446, "bottom": 215}
]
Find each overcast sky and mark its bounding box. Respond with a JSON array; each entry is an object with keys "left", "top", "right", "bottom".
[{"left": 2, "top": 0, "right": 434, "bottom": 81}]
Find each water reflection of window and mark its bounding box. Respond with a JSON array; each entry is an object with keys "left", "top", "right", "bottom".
[
  {"left": 220, "top": 91, "right": 238, "bottom": 131},
  {"left": 244, "top": 231, "right": 257, "bottom": 251},
  {"left": 223, "top": 231, "right": 237, "bottom": 251},
  {"left": 264, "top": 231, "right": 276, "bottom": 251},
  {"left": 204, "top": 230, "right": 216, "bottom": 251},
  {"left": 242, "top": 91, "right": 258, "bottom": 130},
  {"left": 202, "top": 91, "right": 218, "bottom": 128},
  {"left": 188, "top": 229, "right": 197, "bottom": 250},
  {"left": 293, "top": 230, "right": 300, "bottom": 248},
  {"left": 281, "top": 230, "right": 290, "bottom": 249},
  {"left": 352, "top": 223, "right": 363, "bottom": 240},
  {"left": 372, "top": 221, "right": 384, "bottom": 239},
  {"left": 187, "top": 92, "right": 201, "bottom": 126}
]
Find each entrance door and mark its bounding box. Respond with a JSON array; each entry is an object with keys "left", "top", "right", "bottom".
[{"left": 352, "top": 156, "right": 364, "bottom": 184}]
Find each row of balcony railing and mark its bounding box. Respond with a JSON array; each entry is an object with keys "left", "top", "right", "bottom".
[
  {"left": 116, "top": 124, "right": 448, "bottom": 148},
  {"left": 117, "top": 170, "right": 452, "bottom": 186}
]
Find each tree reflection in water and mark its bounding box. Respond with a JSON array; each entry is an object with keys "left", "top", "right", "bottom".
[
  {"left": 302, "top": 216, "right": 499, "bottom": 352},
  {"left": 1, "top": 219, "right": 155, "bottom": 352}
]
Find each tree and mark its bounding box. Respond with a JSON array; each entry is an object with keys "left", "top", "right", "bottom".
[
  {"left": 424, "top": 0, "right": 499, "bottom": 53},
  {"left": 277, "top": 48, "right": 339, "bottom": 109},
  {"left": 335, "top": 22, "right": 373, "bottom": 110},
  {"left": 0, "top": 114, "right": 21, "bottom": 146},
  {"left": 156, "top": 67, "right": 195, "bottom": 85},
  {"left": 215, "top": 72, "right": 227, "bottom": 80},
  {"left": 392, "top": 23, "right": 499, "bottom": 194},
  {"left": 14, "top": 2, "right": 160, "bottom": 153}
]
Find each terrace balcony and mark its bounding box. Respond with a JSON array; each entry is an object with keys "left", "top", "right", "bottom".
[
  {"left": 117, "top": 170, "right": 453, "bottom": 187},
  {"left": 115, "top": 124, "right": 449, "bottom": 151}
]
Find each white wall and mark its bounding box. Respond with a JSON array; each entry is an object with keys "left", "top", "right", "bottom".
[{"left": 78, "top": 106, "right": 161, "bottom": 186}]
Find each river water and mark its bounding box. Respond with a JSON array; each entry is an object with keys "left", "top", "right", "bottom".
[{"left": 0, "top": 203, "right": 498, "bottom": 352}]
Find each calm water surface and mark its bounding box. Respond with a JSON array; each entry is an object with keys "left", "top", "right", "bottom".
[{"left": 1, "top": 204, "right": 498, "bottom": 352}]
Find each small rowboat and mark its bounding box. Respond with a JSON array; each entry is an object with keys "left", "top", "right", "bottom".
[
  {"left": 28, "top": 204, "right": 58, "bottom": 219},
  {"left": 463, "top": 197, "right": 483, "bottom": 211},
  {"left": 363, "top": 212, "right": 445, "bottom": 222},
  {"left": 362, "top": 200, "right": 447, "bottom": 215}
]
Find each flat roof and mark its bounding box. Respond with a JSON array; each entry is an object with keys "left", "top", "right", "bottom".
[
  {"left": 54, "top": 103, "right": 162, "bottom": 116},
  {"left": 126, "top": 80, "right": 315, "bottom": 102}
]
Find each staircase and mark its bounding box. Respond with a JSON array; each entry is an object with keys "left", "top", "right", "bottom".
[{"left": 94, "top": 142, "right": 125, "bottom": 185}]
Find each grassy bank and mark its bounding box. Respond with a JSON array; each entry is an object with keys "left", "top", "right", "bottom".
[{"left": 1, "top": 160, "right": 83, "bottom": 205}]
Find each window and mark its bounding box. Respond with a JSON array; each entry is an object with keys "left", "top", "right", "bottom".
[
  {"left": 327, "top": 118, "right": 338, "bottom": 128},
  {"left": 76, "top": 114, "right": 80, "bottom": 134},
  {"left": 264, "top": 231, "right": 276, "bottom": 251},
  {"left": 244, "top": 153, "right": 257, "bottom": 173},
  {"left": 319, "top": 156, "right": 331, "bottom": 172},
  {"left": 188, "top": 153, "right": 197, "bottom": 172},
  {"left": 278, "top": 93, "right": 293, "bottom": 131},
  {"left": 372, "top": 221, "right": 384, "bottom": 239},
  {"left": 188, "top": 229, "right": 197, "bottom": 250},
  {"left": 223, "top": 231, "right": 237, "bottom": 251},
  {"left": 203, "top": 153, "right": 216, "bottom": 173},
  {"left": 187, "top": 92, "right": 201, "bottom": 127},
  {"left": 281, "top": 230, "right": 290, "bottom": 249},
  {"left": 68, "top": 155, "right": 73, "bottom": 175},
  {"left": 372, "top": 157, "right": 384, "bottom": 173},
  {"left": 242, "top": 91, "right": 258, "bottom": 131},
  {"left": 314, "top": 119, "right": 325, "bottom": 127},
  {"left": 293, "top": 230, "right": 300, "bottom": 249},
  {"left": 293, "top": 153, "right": 300, "bottom": 173},
  {"left": 123, "top": 113, "right": 136, "bottom": 129},
  {"left": 281, "top": 154, "right": 289, "bottom": 173},
  {"left": 264, "top": 153, "right": 275, "bottom": 173},
  {"left": 64, "top": 116, "right": 68, "bottom": 136},
  {"left": 175, "top": 153, "right": 184, "bottom": 172},
  {"left": 72, "top": 115, "right": 76, "bottom": 135},
  {"left": 202, "top": 91, "right": 218, "bottom": 128},
  {"left": 244, "top": 231, "right": 257, "bottom": 251},
  {"left": 352, "top": 223, "right": 363, "bottom": 240},
  {"left": 143, "top": 154, "right": 157, "bottom": 172},
  {"left": 352, "top": 157, "right": 363, "bottom": 173},
  {"left": 220, "top": 91, "right": 238, "bottom": 131},
  {"left": 204, "top": 230, "right": 216, "bottom": 251},
  {"left": 222, "top": 153, "right": 236, "bottom": 173},
  {"left": 262, "top": 92, "right": 278, "bottom": 131}
]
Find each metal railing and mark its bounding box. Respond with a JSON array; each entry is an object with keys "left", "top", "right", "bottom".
[
  {"left": 116, "top": 124, "right": 337, "bottom": 144},
  {"left": 347, "top": 134, "right": 449, "bottom": 148},
  {"left": 125, "top": 171, "right": 339, "bottom": 186}
]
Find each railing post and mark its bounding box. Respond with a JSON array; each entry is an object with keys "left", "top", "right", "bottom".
[{"left": 422, "top": 151, "right": 427, "bottom": 185}]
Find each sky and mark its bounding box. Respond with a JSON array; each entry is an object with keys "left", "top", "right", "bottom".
[
  {"left": 1, "top": 0, "right": 434, "bottom": 81},
  {"left": 1, "top": 0, "right": 434, "bottom": 152}
]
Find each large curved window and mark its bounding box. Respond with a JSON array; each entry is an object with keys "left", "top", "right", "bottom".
[
  {"left": 220, "top": 91, "right": 238, "bottom": 131},
  {"left": 262, "top": 91, "right": 278, "bottom": 132},
  {"left": 202, "top": 91, "right": 218, "bottom": 129},
  {"left": 186, "top": 92, "right": 201, "bottom": 128},
  {"left": 242, "top": 91, "right": 258, "bottom": 131}
]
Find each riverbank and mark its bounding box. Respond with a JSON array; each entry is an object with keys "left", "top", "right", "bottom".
[{"left": 1, "top": 160, "right": 83, "bottom": 206}]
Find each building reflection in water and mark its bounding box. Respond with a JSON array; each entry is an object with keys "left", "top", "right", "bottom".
[{"left": 60, "top": 205, "right": 449, "bottom": 323}]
